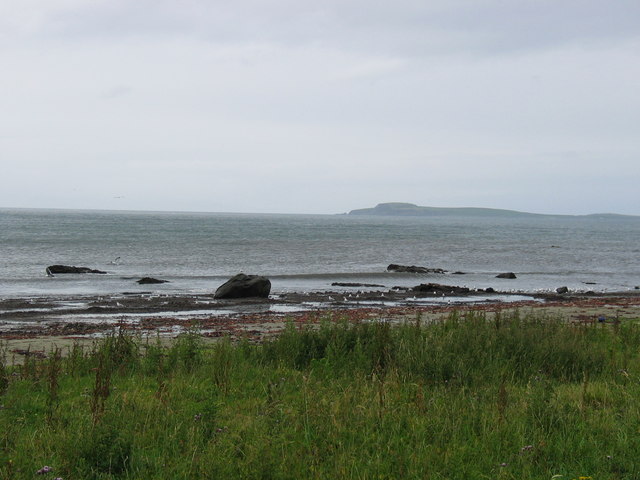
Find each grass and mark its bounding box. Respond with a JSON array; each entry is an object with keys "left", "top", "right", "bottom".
[{"left": 1, "top": 310, "right": 640, "bottom": 479}]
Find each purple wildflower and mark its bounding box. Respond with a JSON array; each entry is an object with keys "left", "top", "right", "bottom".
[{"left": 36, "top": 465, "right": 52, "bottom": 474}]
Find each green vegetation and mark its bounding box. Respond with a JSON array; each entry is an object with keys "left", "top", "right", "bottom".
[{"left": 2, "top": 311, "right": 640, "bottom": 479}]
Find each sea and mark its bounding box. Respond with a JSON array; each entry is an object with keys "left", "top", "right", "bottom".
[{"left": 1, "top": 208, "right": 639, "bottom": 299}]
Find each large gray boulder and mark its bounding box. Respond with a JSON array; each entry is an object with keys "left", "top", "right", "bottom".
[{"left": 214, "top": 274, "right": 271, "bottom": 299}]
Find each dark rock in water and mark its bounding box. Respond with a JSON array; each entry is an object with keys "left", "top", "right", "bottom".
[
  {"left": 392, "top": 286, "right": 411, "bottom": 291},
  {"left": 583, "top": 282, "right": 597, "bottom": 285},
  {"left": 496, "top": 272, "right": 517, "bottom": 279},
  {"left": 484, "top": 287, "right": 495, "bottom": 293},
  {"left": 47, "top": 265, "right": 107, "bottom": 274},
  {"left": 556, "top": 286, "right": 569, "bottom": 294},
  {"left": 412, "top": 283, "right": 470, "bottom": 295},
  {"left": 137, "top": 277, "right": 169, "bottom": 285},
  {"left": 86, "top": 306, "right": 107, "bottom": 313},
  {"left": 452, "top": 271, "right": 466, "bottom": 275},
  {"left": 331, "top": 282, "right": 385, "bottom": 288},
  {"left": 214, "top": 273, "right": 271, "bottom": 299},
  {"left": 387, "top": 264, "right": 446, "bottom": 274}
]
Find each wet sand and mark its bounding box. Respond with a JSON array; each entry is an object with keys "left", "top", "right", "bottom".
[{"left": 2, "top": 289, "right": 640, "bottom": 364}]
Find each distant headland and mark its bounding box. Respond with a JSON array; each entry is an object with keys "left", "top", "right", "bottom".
[{"left": 347, "top": 202, "right": 638, "bottom": 219}]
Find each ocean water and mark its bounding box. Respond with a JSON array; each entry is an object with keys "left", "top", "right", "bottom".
[{"left": 1, "top": 208, "right": 639, "bottom": 298}]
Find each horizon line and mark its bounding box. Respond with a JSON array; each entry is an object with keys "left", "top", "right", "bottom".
[{"left": 1, "top": 204, "right": 639, "bottom": 218}]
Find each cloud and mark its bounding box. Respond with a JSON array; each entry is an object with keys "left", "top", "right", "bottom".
[
  {"left": 100, "top": 85, "right": 132, "bottom": 99},
  {"left": 6, "top": 1, "right": 640, "bottom": 57}
]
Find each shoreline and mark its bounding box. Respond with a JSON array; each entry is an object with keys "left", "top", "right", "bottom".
[{"left": 2, "top": 289, "right": 640, "bottom": 364}]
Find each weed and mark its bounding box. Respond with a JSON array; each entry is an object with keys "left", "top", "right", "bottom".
[
  {"left": 211, "top": 339, "right": 233, "bottom": 392},
  {"left": 90, "top": 349, "right": 112, "bottom": 424},
  {"left": 497, "top": 379, "right": 509, "bottom": 422},
  {"left": 0, "top": 342, "right": 8, "bottom": 396},
  {"left": 64, "top": 341, "right": 87, "bottom": 377},
  {"left": 45, "top": 348, "right": 62, "bottom": 424},
  {"left": 76, "top": 421, "right": 132, "bottom": 477},
  {"left": 168, "top": 325, "right": 203, "bottom": 371}
]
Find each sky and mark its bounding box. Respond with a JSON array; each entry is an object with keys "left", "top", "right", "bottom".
[{"left": 1, "top": 0, "right": 639, "bottom": 215}]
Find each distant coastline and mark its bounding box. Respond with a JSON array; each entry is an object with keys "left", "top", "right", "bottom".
[{"left": 347, "top": 202, "right": 639, "bottom": 219}]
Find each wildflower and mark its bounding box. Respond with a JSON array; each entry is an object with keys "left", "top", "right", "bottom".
[
  {"left": 499, "top": 462, "right": 508, "bottom": 467},
  {"left": 37, "top": 465, "right": 53, "bottom": 474},
  {"left": 194, "top": 413, "right": 202, "bottom": 421},
  {"left": 520, "top": 445, "right": 534, "bottom": 453}
]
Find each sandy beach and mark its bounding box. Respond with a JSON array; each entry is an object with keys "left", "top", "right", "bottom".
[{"left": 3, "top": 288, "right": 640, "bottom": 364}]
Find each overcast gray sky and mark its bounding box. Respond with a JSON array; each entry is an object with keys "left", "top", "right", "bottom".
[{"left": 1, "top": 0, "right": 639, "bottom": 215}]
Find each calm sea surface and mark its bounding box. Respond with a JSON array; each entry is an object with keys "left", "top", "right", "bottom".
[{"left": 1, "top": 208, "right": 639, "bottom": 297}]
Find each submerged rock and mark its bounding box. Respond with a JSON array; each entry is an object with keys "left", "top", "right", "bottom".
[
  {"left": 412, "top": 283, "right": 470, "bottom": 295},
  {"left": 46, "top": 265, "right": 107, "bottom": 275},
  {"left": 331, "top": 282, "right": 385, "bottom": 288},
  {"left": 137, "top": 277, "right": 169, "bottom": 285},
  {"left": 214, "top": 273, "right": 271, "bottom": 299},
  {"left": 496, "top": 272, "right": 517, "bottom": 279},
  {"left": 387, "top": 264, "right": 446, "bottom": 274},
  {"left": 556, "top": 286, "right": 569, "bottom": 294}
]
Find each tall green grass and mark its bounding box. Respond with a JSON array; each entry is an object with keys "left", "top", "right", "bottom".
[{"left": 1, "top": 310, "right": 639, "bottom": 479}]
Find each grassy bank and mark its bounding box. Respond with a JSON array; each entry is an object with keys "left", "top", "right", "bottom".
[{"left": 1, "top": 311, "right": 640, "bottom": 479}]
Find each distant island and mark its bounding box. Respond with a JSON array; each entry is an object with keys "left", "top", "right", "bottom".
[{"left": 347, "top": 203, "right": 637, "bottom": 218}]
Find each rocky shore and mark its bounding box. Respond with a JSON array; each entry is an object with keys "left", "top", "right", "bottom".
[{"left": 2, "top": 284, "right": 640, "bottom": 361}]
